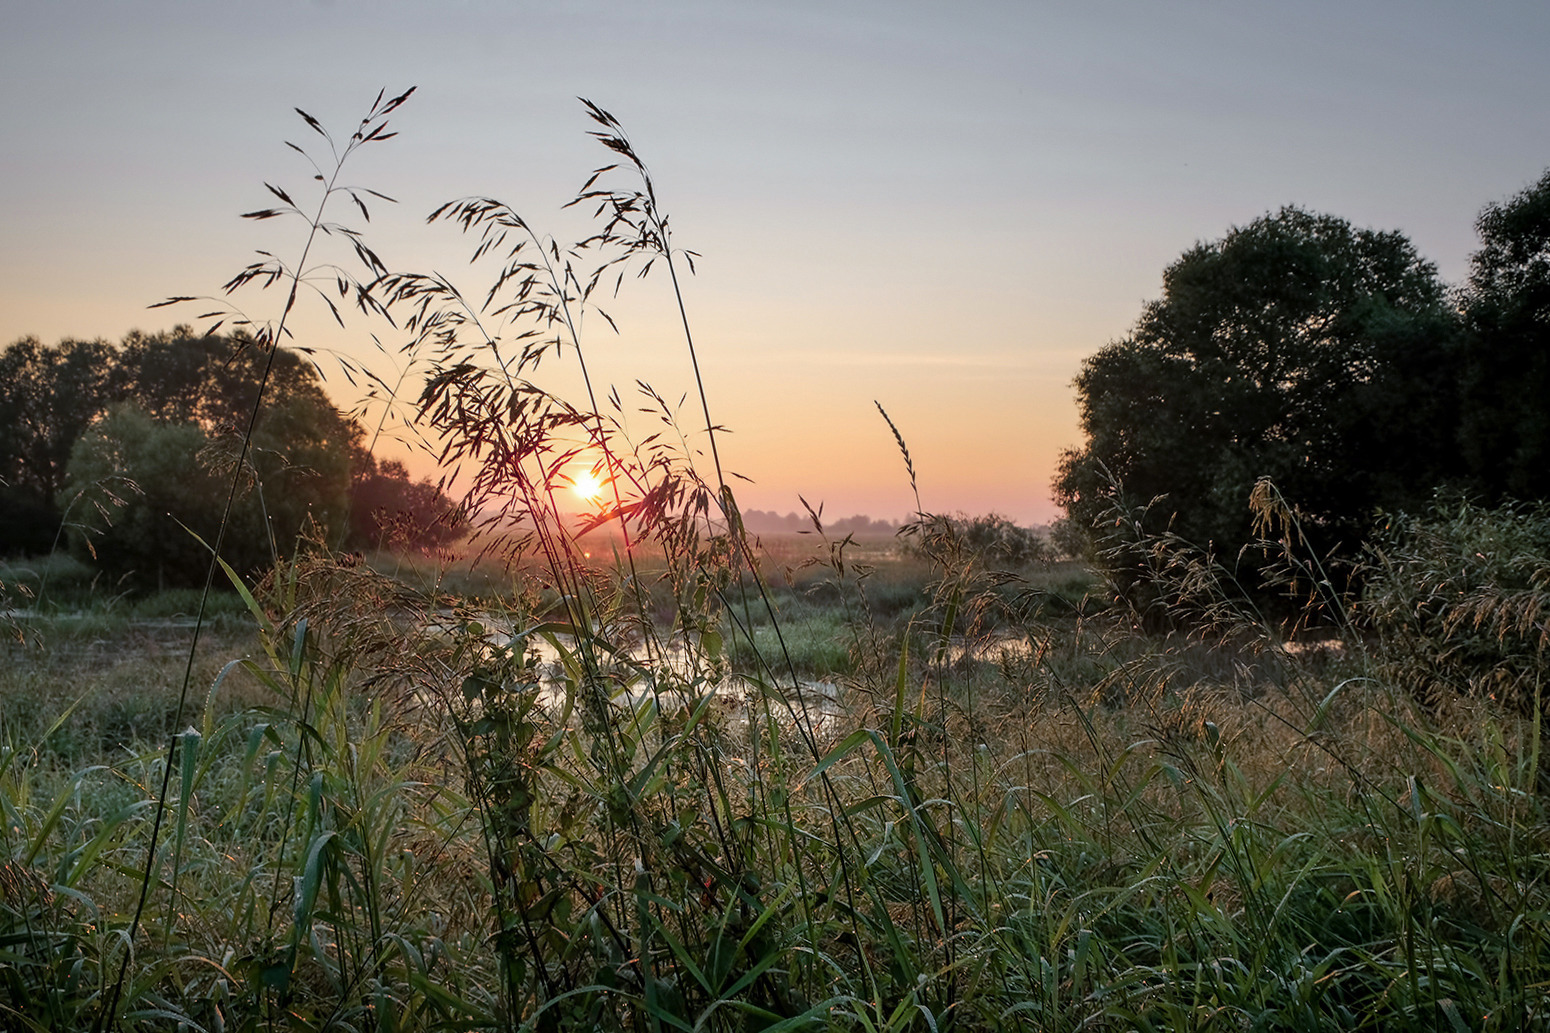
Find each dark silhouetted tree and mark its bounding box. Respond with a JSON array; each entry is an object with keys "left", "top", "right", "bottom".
[
  {"left": 120, "top": 327, "right": 335, "bottom": 431},
  {"left": 0, "top": 336, "right": 128, "bottom": 554},
  {"left": 1055, "top": 206, "right": 1462, "bottom": 605},
  {"left": 54, "top": 329, "right": 356, "bottom": 587},
  {"left": 345, "top": 426, "right": 465, "bottom": 552},
  {"left": 61, "top": 391, "right": 354, "bottom": 589},
  {"left": 1459, "top": 169, "right": 1550, "bottom": 503},
  {"left": 59, "top": 405, "right": 228, "bottom": 589}
]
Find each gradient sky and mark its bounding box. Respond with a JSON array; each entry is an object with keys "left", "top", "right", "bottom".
[{"left": 5, "top": 1, "right": 1550, "bottom": 523}]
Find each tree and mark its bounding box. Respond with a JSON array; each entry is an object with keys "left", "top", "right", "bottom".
[
  {"left": 1, "top": 328, "right": 357, "bottom": 560},
  {"left": 1055, "top": 207, "right": 1462, "bottom": 600},
  {"left": 61, "top": 395, "right": 354, "bottom": 588},
  {"left": 903, "top": 512, "right": 1053, "bottom": 567},
  {"left": 120, "top": 327, "right": 338, "bottom": 431},
  {"left": 1459, "top": 169, "right": 1550, "bottom": 502},
  {"left": 59, "top": 405, "right": 229, "bottom": 589},
  {"left": 56, "top": 330, "right": 357, "bottom": 587},
  {"left": 0, "top": 336, "right": 127, "bottom": 554},
  {"left": 345, "top": 427, "right": 465, "bottom": 552}
]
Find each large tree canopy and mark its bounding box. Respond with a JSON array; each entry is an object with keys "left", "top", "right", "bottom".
[
  {"left": 0, "top": 329, "right": 360, "bottom": 581},
  {"left": 59, "top": 340, "right": 356, "bottom": 587},
  {"left": 1459, "top": 170, "right": 1550, "bottom": 502},
  {"left": 119, "top": 328, "right": 336, "bottom": 431},
  {"left": 1055, "top": 207, "right": 1462, "bottom": 597}
]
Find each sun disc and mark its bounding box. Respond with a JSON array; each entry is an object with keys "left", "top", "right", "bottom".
[{"left": 571, "top": 469, "right": 604, "bottom": 502}]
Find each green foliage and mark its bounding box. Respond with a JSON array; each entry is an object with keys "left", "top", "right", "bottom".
[
  {"left": 59, "top": 395, "right": 350, "bottom": 589},
  {"left": 2, "top": 328, "right": 360, "bottom": 574},
  {"left": 0, "top": 552, "right": 97, "bottom": 611},
  {"left": 1460, "top": 169, "right": 1550, "bottom": 502},
  {"left": 727, "top": 604, "right": 854, "bottom": 675},
  {"left": 1360, "top": 498, "right": 1550, "bottom": 715},
  {"left": 1056, "top": 207, "right": 1462, "bottom": 602},
  {"left": 60, "top": 404, "right": 223, "bottom": 588},
  {"left": 16, "top": 546, "right": 1550, "bottom": 1031}
]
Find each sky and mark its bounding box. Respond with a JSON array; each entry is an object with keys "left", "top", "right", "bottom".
[{"left": 5, "top": 1, "right": 1550, "bottom": 524}]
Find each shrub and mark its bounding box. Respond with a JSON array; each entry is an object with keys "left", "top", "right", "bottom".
[
  {"left": 902, "top": 511, "right": 1053, "bottom": 568},
  {"left": 1359, "top": 498, "right": 1550, "bottom": 714}
]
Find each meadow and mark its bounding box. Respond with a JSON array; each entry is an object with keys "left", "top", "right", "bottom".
[
  {"left": 3, "top": 92, "right": 1550, "bottom": 1031},
  {"left": 5, "top": 519, "right": 1550, "bottom": 1031}
]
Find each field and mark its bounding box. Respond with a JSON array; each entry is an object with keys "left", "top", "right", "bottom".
[{"left": 4, "top": 527, "right": 1549, "bottom": 1032}]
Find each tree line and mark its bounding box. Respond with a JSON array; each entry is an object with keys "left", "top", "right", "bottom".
[
  {"left": 0, "top": 328, "right": 463, "bottom": 589},
  {"left": 1056, "top": 169, "right": 1550, "bottom": 611},
  {"left": 740, "top": 510, "right": 902, "bottom": 535}
]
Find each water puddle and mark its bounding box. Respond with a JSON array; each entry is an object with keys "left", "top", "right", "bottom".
[{"left": 418, "top": 612, "right": 846, "bottom": 737}]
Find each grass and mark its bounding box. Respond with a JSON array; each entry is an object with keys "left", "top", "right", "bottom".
[
  {"left": 4, "top": 92, "right": 1549, "bottom": 1032},
  {"left": 7, "top": 563, "right": 1550, "bottom": 1031}
]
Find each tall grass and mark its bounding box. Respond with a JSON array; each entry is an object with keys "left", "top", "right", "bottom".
[{"left": 3, "top": 93, "right": 1550, "bottom": 1032}]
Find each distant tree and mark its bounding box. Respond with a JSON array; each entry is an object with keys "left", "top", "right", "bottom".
[
  {"left": 59, "top": 405, "right": 229, "bottom": 589},
  {"left": 57, "top": 330, "right": 356, "bottom": 587},
  {"left": 1048, "top": 516, "right": 1089, "bottom": 562},
  {"left": 742, "top": 510, "right": 807, "bottom": 534},
  {"left": 0, "top": 336, "right": 127, "bottom": 554},
  {"left": 1055, "top": 207, "right": 1462, "bottom": 600},
  {"left": 1459, "top": 169, "right": 1550, "bottom": 502},
  {"left": 120, "top": 327, "right": 336, "bottom": 431},
  {"left": 904, "top": 512, "right": 1053, "bottom": 567},
  {"left": 346, "top": 428, "right": 465, "bottom": 551},
  {"left": 827, "top": 514, "right": 902, "bottom": 536},
  {"left": 1, "top": 327, "right": 360, "bottom": 560},
  {"left": 739, "top": 510, "right": 901, "bottom": 536}
]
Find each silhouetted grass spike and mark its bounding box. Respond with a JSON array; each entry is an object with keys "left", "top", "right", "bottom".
[
  {"left": 97, "top": 89, "right": 416, "bottom": 1033},
  {"left": 875, "top": 400, "right": 920, "bottom": 515}
]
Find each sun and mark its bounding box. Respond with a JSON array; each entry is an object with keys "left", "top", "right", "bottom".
[{"left": 570, "top": 468, "right": 605, "bottom": 504}]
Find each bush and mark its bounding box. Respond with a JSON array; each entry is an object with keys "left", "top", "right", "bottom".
[
  {"left": 902, "top": 512, "right": 1053, "bottom": 568},
  {"left": 1359, "top": 498, "right": 1550, "bottom": 713},
  {"left": 0, "top": 551, "right": 98, "bottom": 610}
]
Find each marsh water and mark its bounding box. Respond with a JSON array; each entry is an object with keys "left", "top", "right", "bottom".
[{"left": 420, "top": 612, "right": 848, "bottom": 736}]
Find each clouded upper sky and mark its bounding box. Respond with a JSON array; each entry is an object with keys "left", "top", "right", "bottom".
[{"left": 5, "top": 1, "right": 1549, "bottom": 522}]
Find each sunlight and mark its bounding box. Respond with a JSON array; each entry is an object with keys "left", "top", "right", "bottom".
[{"left": 569, "top": 467, "right": 605, "bottom": 504}]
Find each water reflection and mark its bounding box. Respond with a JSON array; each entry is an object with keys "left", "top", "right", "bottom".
[{"left": 421, "top": 613, "right": 846, "bottom": 737}]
